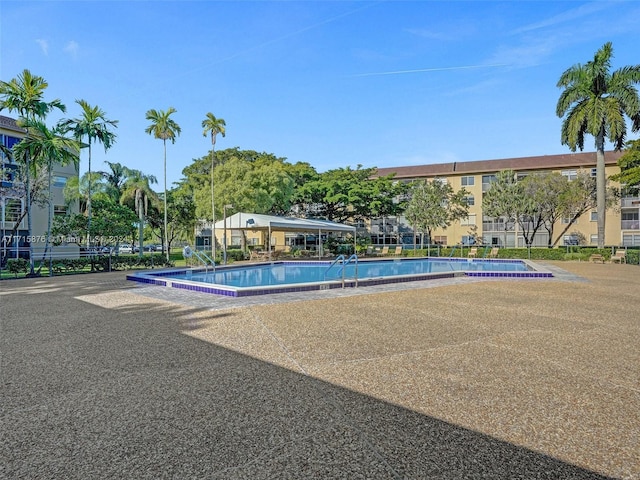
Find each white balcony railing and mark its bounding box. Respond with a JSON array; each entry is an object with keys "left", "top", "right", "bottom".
[
  {"left": 621, "top": 197, "right": 640, "bottom": 208},
  {"left": 621, "top": 220, "right": 640, "bottom": 230}
]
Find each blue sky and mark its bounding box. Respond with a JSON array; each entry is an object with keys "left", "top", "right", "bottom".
[{"left": 2, "top": 1, "right": 640, "bottom": 191}]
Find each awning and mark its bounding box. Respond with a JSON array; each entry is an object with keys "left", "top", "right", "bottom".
[{"left": 213, "top": 212, "right": 356, "bottom": 259}]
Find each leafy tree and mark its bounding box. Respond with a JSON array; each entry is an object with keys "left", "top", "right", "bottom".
[
  {"left": 146, "top": 189, "right": 196, "bottom": 255},
  {"left": 11, "top": 118, "right": 80, "bottom": 271},
  {"left": 0, "top": 69, "right": 66, "bottom": 275},
  {"left": 184, "top": 148, "right": 298, "bottom": 219},
  {"left": 0, "top": 163, "right": 49, "bottom": 265},
  {"left": 523, "top": 172, "right": 570, "bottom": 248},
  {"left": 610, "top": 139, "right": 640, "bottom": 195},
  {"left": 556, "top": 42, "right": 640, "bottom": 247},
  {"left": 202, "top": 112, "right": 226, "bottom": 259},
  {"left": 404, "top": 179, "right": 469, "bottom": 246},
  {"left": 351, "top": 173, "right": 408, "bottom": 244},
  {"left": 481, "top": 170, "right": 521, "bottom": 247},
  {"left": 516, "top": 175, "right": 550, "bottom": 247},
  {"left": 293, "top": 166, "right": 376, "bottom": 222},
  {"left": 551, "top": 171, "right": 617, "bottom": 246},
  {"left": 145, "top": 107, "right": 181, "bottom": 260},
  {"left": 61, "top": 100, "right": 118, "bottom": 246},
  {"left": 53, "top": 199, "right": 136, "bottom": 247}
]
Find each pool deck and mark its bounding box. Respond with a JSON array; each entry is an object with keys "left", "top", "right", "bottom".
[{"left": 1, "top": 261, "right": 638, "bottom": 479}]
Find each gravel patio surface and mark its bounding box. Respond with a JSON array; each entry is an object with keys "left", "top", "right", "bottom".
[{"left": 1, "top": 261, "right": 638, "bottom": 479}]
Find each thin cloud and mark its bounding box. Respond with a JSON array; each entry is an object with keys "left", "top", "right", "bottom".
[
  {"left": 35, "top": 39, "right": 49, "bottom": 55},
  {"left": 487, "top": 38, "right": 559, "bottom": 69},
  {"left": 510, "top": 2, "right": 612, "bottom": 35},
  {"left": 350, "top": 64, "right": 509, "bottom": 78},
  {"left": 64, "top": 40, "right": 79, "bottom": 59}
]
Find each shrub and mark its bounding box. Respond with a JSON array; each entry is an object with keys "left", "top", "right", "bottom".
[
  {"left": 7, "top": 258, "right": 28, "bottom": 277},
  {"left": 225, "top": 249, "right": 246, "bottom": 262}
]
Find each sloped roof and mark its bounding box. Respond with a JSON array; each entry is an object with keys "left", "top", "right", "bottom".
[
  {"left": 214, "top": 212, "right": 355, "bottom": 233},
  {"left": 374, "top": 151, "right": 624, "bottom": 180}
]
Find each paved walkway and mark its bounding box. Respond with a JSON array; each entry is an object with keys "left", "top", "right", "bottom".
[{"left": 1, "top": 261, "right": 638, "bottom": 479}]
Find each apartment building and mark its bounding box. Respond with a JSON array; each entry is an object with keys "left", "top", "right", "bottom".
[
  {"left": 1, "top": 115, "right": 79, "bottom": 259},
  {"left": 376, "top": 150, "right": 640, "bottom": 247}
]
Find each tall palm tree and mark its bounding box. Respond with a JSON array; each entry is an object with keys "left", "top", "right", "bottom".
[
  {"left": 556, "top": 42, "right": 640, "bottom": 247},
  {"left": 120, "top": 169, "right": 159, "bottom": 257},
  {"left": 202, "top": 112, "right": 226, "bottom": 259},
  {"left": 13, "top": 118, "right": 80, "bottom": 273},
  {"left": 0, "top": 69, "right": 66, "bottom": 275},
  {"left": 61, "top": 100, "right": 118, "bottom": 248},
  {"left": 145, "top": 107, "right": 181, "bottom": 262}
]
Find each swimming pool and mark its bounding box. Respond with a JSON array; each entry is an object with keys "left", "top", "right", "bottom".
[{"left": 127, "top": 257, "right": 553, "bottom": 297}]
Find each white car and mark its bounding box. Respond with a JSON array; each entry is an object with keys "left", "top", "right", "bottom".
[{"left": 118, "top": 244, "right": 133, "bottom": 254}]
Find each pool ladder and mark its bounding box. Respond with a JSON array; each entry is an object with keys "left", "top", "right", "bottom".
[
  {"left": 191, "top": 249, "right": 216, "bottom": 274},
  {"left": 324, "top": 254, "right": 358, "bottom": 288}
]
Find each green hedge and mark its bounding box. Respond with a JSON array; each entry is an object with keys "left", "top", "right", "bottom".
[
  {"left": 7, "top": 258, "right": 29, "bottom": 277},
  {"left": 399, "top": 246, "right": 638, "bottom": 263},
  {"left": 1, "top": 254, "right": 175, "bottom": 279}
]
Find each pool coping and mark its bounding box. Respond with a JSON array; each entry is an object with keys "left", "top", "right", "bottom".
[{"left": 126, "top": 257, "right": 553, "bottom": 298}]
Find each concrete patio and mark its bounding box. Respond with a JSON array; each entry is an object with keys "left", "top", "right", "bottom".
[{"left": 1, "top": 261, "right": 638, "bottom": 479}]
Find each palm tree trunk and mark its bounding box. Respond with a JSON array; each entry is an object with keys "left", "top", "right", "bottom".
[
  {"left": 163, "top": 139, "right": 169, "bottom": 262},
  {"left": 87, "top": 142, "right": 92, "bottom": 248},
  {"left": 25, "top": 153, "right": 35, "bottom": 276},
  {"left": 138, "top": 198, "right": 144, "bottom": 259},
  {"left": 211, "top": 148, "right": 216, "bottom": 261},
  {"left": 596, "top": 132, "right": 606, "bottom": 248},
  {"left": 37, "top": 161, "right": 54, "bottom": 275}
]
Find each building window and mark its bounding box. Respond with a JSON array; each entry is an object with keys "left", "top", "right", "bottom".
[
  {"left": 0, "top": 134, "right": 21, "bottom": 152},
  {"left": 482, "top": 174, "right": 496, "bottom": 192},
  {"left": 461, "top": 214, "right": 476, "bottom": 226},
  {"left": 621, "top": 210, "right": 640, "bottom": 229},
  {"left": 461, "top": 235, "right": 475, "bottom": 245},
  {"left": 590, "top": 234, "right": 598, "bottom": 245},
  {"left": 590, "top": 168, "right": 597, "bottom": 177},
  {"left": 561, "top": 169, "right": 578, "bottom": 181},
  {"left": 622, "top": 234, "right": 640, "bottom": 246},
  {"left": 3, "top": 198, "right": 23, "bottom": 223},
  {"left": 432, "top": 235, "right": 447, "bottom": 245},
  {"left": 463, "top": 195, "right": 475, "bottom": 206},
  {"left": 54, "top": 205, "right": 67, "bottom": 216},
  {"left": 53, "top": 176, "right": 67, "bottom": 188},
  {"left": 434, "top": 177, "right": 447, "bottom": 185},
  {"left": 461, "top": 176, "right": 474, "bottom": 186},
  {"left": 590, "top": 211, "right": 597, "bottom": 222}
]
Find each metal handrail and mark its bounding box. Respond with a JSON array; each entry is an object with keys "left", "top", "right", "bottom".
[
  {"left": 342, "top": 254, "right": 358, "bottom": 288},
  {"left": 192, "top": 249, "right": 215, "bottom": 274},
  {"left": 324, "top": 255, "right": 345, "bottom": 279}
]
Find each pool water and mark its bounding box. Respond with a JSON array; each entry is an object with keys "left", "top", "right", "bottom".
[
  {"left": 127, "top": 257, "right": 552, "bottom": 297},
  {"left": 174, "top": 258, "right": 529, "bottom": 288}
]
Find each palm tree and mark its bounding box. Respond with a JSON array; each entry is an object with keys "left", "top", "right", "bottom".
[
  {"left": 202, "top": 112, "right": 226, "bottom": 259},
  {"left": 0, "top": 69, "right": 66, "bottom": 275},
  {"left": 556, "top": 42, "right": 640, "bottom": 248},
  {"left": 63, "top": 172, "right": 107, "bottom": 215},
  {"left": 100, "top": 161, "right": 130, "bottom": 203},
  {"left": 13, "top": 118, "right": 80, "bottom": 273},
  {"left": 120, "top": 169, "right": 159, "bottom": 257},
  {"left": 61, "top": 100, "right": 118, "bottom": 248},
  {"left": 145, "top": 107, "right": 181, "bottom": 261}
]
